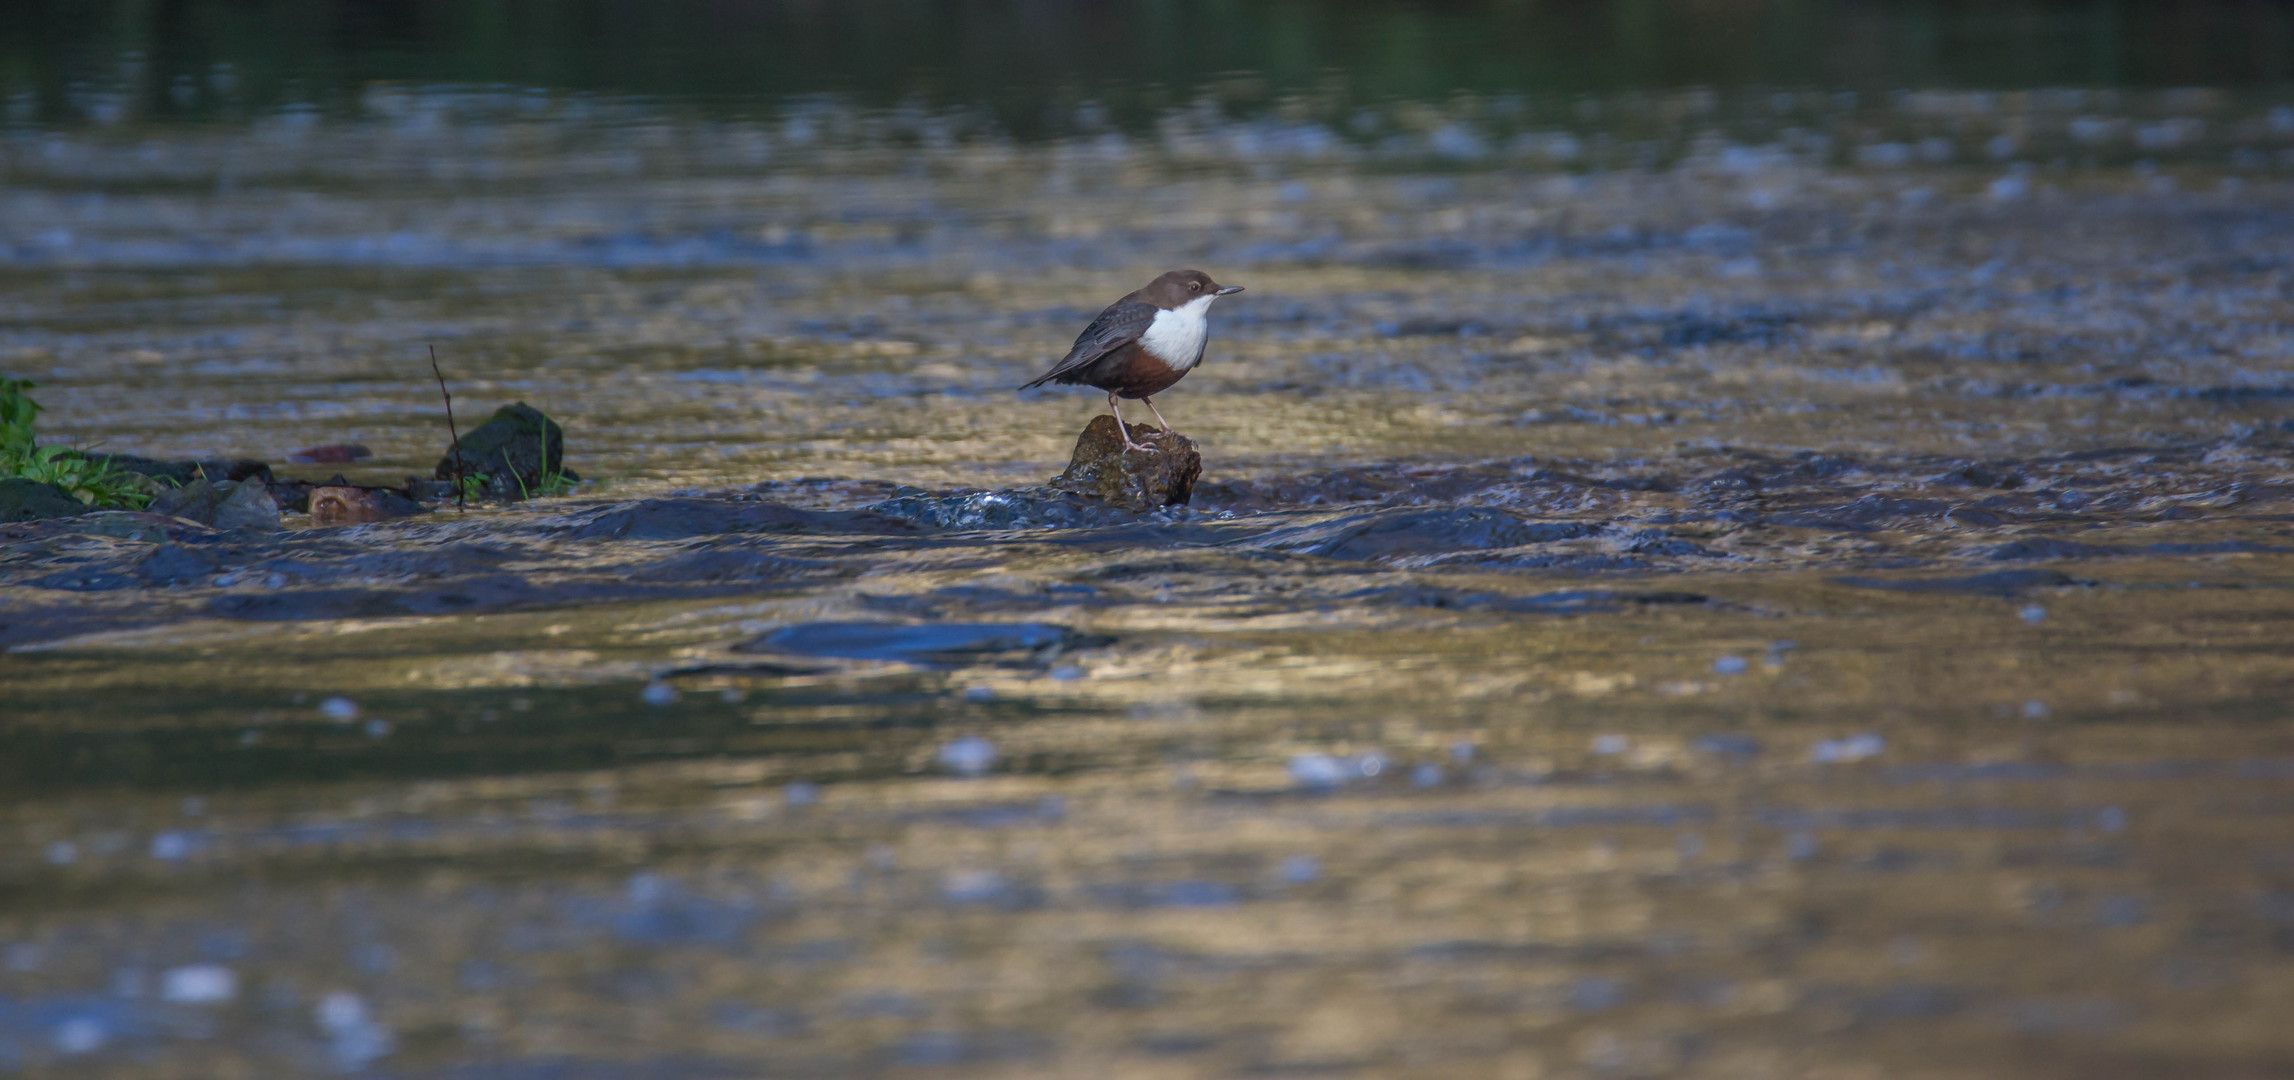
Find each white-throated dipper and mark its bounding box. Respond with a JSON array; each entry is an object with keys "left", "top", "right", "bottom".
[{"left": 1020, "top": 269, "right": 1244, "bottom": 453}]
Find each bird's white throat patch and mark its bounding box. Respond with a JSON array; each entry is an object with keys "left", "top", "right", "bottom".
[{"left": 1138, "top": 294, "right": 1217, "bottom": 371}]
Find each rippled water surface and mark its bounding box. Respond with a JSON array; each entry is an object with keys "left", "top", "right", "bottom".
[{"left": 9, "top": 32, "right": 2294, "bottom": 1077}]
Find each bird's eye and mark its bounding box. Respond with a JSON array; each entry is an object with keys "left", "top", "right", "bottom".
[{"left": 1189, "top": 281, "right": 1201, "bottom": 292}]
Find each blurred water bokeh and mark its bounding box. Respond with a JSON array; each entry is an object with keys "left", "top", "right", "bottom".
[{"left": 8, "top": 2, "right": 2294, "bottom": 1078}]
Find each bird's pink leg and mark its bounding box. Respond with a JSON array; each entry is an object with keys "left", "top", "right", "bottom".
[
  {"left": 1141, "top": 396, "right": 1176, "bottom": 435},
  {"left": 1107, "top": 391, "right": 1156, "bottom": 453}
]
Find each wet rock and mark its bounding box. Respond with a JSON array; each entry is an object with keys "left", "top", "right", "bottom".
[
  {"left": 153, "top": 479, "right": 281, "bottom": 532},
  {"left": 435, "top": 402, "right": 578, "bottom": 498},
  {"left": 1049, "top": 416, "right": 1200, "bottom": 511},
  {"left": 286, "top": 443, "right": 372, "bottom": 464},
  {"left": 308, "top": 486, "right": 428, "bottom": 527},
  {"left": 0, "top": 477, "right": 88, "bottom": 522}
]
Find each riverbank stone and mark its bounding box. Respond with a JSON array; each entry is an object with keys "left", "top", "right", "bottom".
[
  {"left": 0, "top": 478, "right": 90, "bottom": 522},
  {"left": 435, "top": 403, "right": 578, "bottom": 499},
  {"left": 1049, "top": 415, "right": 1201, "bottom": 511},
  {"left": 152, "top": 478, "right": 282, "bottom": 532}
]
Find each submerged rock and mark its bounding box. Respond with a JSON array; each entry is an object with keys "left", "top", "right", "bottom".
[
  {"left": 0, "top": 477, "right": 89, "bottom": 522},
  {"left": 308, "top": 486, "right": 429, "bottom": 527},
  {"left": 1049, "top": 415, "right": 1201, "bottom": 511},
  {"left": 152, "top": 478, "right": 281, "bottom": 532},
  {"left": 435, "top": 402, "right": 578, "bottom": 499}
]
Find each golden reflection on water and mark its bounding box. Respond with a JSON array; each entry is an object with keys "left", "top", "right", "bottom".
[{"left": 7, "top": 113, "right": 2294, "bottom": 1076}]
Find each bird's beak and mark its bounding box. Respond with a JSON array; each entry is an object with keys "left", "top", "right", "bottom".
[{"left": 1214, "top": 285, "right": 1245, "bottom": 295}]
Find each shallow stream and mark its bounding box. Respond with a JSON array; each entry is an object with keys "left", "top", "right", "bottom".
[{"left": 7, "top": 26, "right": 2294, "bottom": 1077}]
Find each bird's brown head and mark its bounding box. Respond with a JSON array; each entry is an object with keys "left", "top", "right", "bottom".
[{"left": 1139, "top": 269, "right": 1244, "bottom": 309}]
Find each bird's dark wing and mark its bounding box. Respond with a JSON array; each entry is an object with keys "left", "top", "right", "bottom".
[{"left": 1019, "top": 300, "right": 1158, "bottom": 389}]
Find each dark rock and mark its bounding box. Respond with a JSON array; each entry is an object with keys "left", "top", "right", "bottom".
[
  {"left": 1048, "top": 415, "right": 1201, "bottom": 511},
  {"left": 286, "top": 443, "right": 372, "bottom": 464},
  {"left": 152, "top": 479, "right": 281, "bottom": 532},
  {"left": 435, "top": 402, "right": 579, "bottom": 498},
  {"left": 308, "top": 486, "right": 429, "bottom": 527},
  {"left": 0, "top": 477, "right": 89, "bottom": 522}
]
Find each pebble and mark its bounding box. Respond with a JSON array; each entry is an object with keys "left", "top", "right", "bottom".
[
  {"left": 783, "top": 782, "right": 819, "bottom": 808},
  {"left": 937, "top": 737, "right": 998, "bottom": 777},
  {"left": 1713, "top": 655, "right": 1749, "bottom": 675},
  {"left": 1411, "top": 763, "right": 1445, "bottom": 787},
  {"left": 317, "top": 696, "right": 359, "bottom": 722},
  {"left": 2021, "top": 605, "right": 2047, "bottom": 624},
  {"left": 45, "top": 840, "right": 77, "bottom": 865},
  {"left": 150, "top": 831, "right": 196, "bottom": 860},
  {"left": 640, "top": 683, "right": 677, "bottom": 706},
  {"left": 363, "top": 718, "right": 392, "bottom": 739},
  {"left": 1591, "top": 734, "right": 1630, "bottom": 756},
  {"left": 2021, "top": 700, "right": 2050, "bottom": 718},
  {"left": 1279, "top": 855, "right": 1322, "bottom": 883}
]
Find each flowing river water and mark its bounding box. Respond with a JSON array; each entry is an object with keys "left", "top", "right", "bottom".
[{"left": 7, "top": 33, "right": 2294, "bottom": 1079}]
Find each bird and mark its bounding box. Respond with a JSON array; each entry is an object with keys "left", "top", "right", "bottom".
[{"left": 1019, "top": 269, "right": 1244, "bottom": 453}]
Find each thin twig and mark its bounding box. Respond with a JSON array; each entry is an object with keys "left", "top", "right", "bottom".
[{"left": 430, "top": 344, "right": 465, "bottom": 515}]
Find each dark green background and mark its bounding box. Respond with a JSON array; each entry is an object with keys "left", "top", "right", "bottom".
[{"left": 6, "top": 2, "right": 2292, "bottom": 134}]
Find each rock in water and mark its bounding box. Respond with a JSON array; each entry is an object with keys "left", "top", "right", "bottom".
[
  {"left": 1049, "top": 415, "right": 1201, "bottom": 511},
  {"left": 151, "top": 478, "right": 282, "bottom": 531},
  {"left": 434, "top": 402, "right": 579, "bottom": 499},
  {"left": 0, "top": 477, "right": 89, "bottom": 522},
  {"left": 308, "top": 486, "right": 428, "bottom": 527}
]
